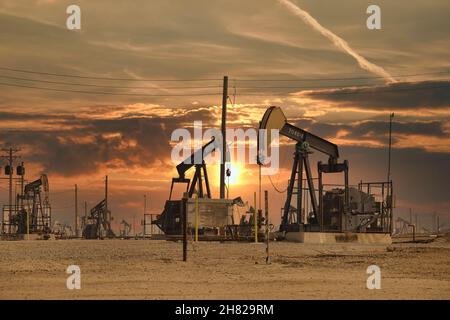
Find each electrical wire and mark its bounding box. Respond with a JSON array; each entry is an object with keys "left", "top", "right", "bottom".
[
  {"left": 233, "top": 71, "right": 450, "bottom": 82},
  {"left": 2, "top": 66, "right": 449, "bottom": 83},
  {"left": 233, "top": 83, "right": 450, "bottom": 96},
  {"left": 3, "top": 80, "right": 447, "bottom": 98},
  {"left": 0, "top": 75, "right": 223, "bottom": 90},
  {"left": 0, "top": 82, "right": 222, "bottom": 97},
  {"left": 267, "top": 175, "right": 287, "bottom": 193},
  {"left": 0, "top": 67, "right": 222, "bottom": 82},
  {"left": 1, "top": 66, "right": 449, "bottom": 97},
  {"left": 2, "top": 73, "right": 404, "bottom": 92}
]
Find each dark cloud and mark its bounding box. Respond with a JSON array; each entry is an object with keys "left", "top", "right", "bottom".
[
  {"left": 0, "top": 107, "right": 220, "bottom": 176},
  {"left": 300, "top": 81, "right": 450, "bottom": 110},
  {"left": 341, "top": 146, "right": 450, "bottom": 206},
  {"left": 294, "top": 118, "right": 449, "bottom": 147}
]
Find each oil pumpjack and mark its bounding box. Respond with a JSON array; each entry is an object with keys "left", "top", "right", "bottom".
[
  {"left": 259, "top": 106, "right": 393, "bottom": 235},
  {"left": 153, "top": 137, "right": 232, "bottom": 235}
]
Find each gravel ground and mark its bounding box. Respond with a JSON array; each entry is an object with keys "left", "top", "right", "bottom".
[{"left": 0, "top": 239, "right": 449, "bottom": 299}]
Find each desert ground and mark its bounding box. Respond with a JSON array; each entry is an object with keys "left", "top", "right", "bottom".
[{"left": 1, "top": 238, "right": 449, "bottom": 299}]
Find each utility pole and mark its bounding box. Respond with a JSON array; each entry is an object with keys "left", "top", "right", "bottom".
[
  {"left": 144, "top": 194, "right": 147, "bottom": 237},
  {"left": 415, "top": 213, "right": 418, "bottom": 233},
  {"left": 144, "top": 194, "right": 147, "bottom": 216},
  {"left": 433, "top": 211, "right": 437, "bottom": 233},
  {"left": 19, "top": 162, "right": 24, "bottom": 209},
  {"left": 105, "top": 175, "right": 108, "bottom": 209},
  {"left": 258, "top": 164, "right": 262, "bottom": 230},
  {"left": 220, "top": 76, "right": 228, "bottom": 199},
  {"left": 437, "top": 215, "right": 440, "bottom": 234},
  {"left": 8, "top": 148, "right": 13, "bottom": 220},
  {"left": 74, "top": 184, "right": 78, "bottom": 237},
  {"left": 254, "top": 191, "right": 257, "bottom": 243},
  {"left": 1, "top": 147, "right": 20, "bottom": 234},
  {"left": 387, "top": 113, "right": 394, "bottom": 183},
  {"left": 409, "top": 208, "right": 412, "bottom": 225},
  {"left": 264, "top": 190, "right": 270, "bottom": 265},
  {"left": 182, "top": 192, "right": 188, "bottom": 262},
  {"left": 84, "top": 200, "right": 87, "bottom": 236},
  {"left": 387, "top": 113, "right": 394, "bottom": 236}
]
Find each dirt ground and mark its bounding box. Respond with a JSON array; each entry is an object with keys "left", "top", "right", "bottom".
[{"left": 0, "top": 239, "right": 449, "bottom": 299}]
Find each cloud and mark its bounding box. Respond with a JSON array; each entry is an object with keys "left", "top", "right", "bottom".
[
  {"left": 298, "top": 81, "right": 450, "bottom": 111},
  {"left": 293, "top": 117, "right": 450, "bottom": 153},
  {"left": 0, "top": 105, "right": 222, "bottom": 176}
]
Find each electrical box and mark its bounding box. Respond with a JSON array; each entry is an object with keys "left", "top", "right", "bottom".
[
  {"left": 17, "top": 165, "right": 25, "bottom": 176},
  {"left": 5, "top": 165, "right": 12, "bottom": 175}
]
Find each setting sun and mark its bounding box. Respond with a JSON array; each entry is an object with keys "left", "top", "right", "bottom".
[{"left": 226, "top": 163, "right": 243, "bottom": 185}]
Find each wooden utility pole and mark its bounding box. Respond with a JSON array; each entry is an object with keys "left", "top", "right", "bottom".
[
  {"left": 144, "top": 194, "right": 147, "bottom": 216},
  {"left": 74, "top": 184, "right": 78, "bottom": 237},
  {"left": 265, "top": 190, "right": 270, "bottom": 264},
  {"left": 105, "top": 175, "right": 108, "bottom": 210},
  {"left": 182, "top": 192, "right": 188, "bottom": 261},
  {"left": 144, "top": 194, "right": 147, "bottom": 238},
  {"left": 83, "top": 200, "right": 87, "bottom": 236},
  {"left": 19, "top": 162, "right": 24, "bottom": 209},
  {"left": 415, "top": 214, "right": 418, "bottom": 233},
  {"left": 433, "top": 212, "right": 437, "bottom": 233},
  {"left": 1, "top": 147, "right": 20, "bottom": 234},
  {"left": 194, "top": 194, "right": 199, "bottom": 242},
  {"left": 220, "top": 76, "right": 228, "bottom": 199},
  {"left": 387, "top": 113, "right": 394, "bottom": 183},
  {"left": 8, "top": 148, "right": 13, "bottom": 224},
  {"left": 254, "top": 192, "right": 258, "bottom": 243}
]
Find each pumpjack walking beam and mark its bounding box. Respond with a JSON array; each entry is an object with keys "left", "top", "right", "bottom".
[{"left": 170, "top": 137, "right": 217, "bottom": 200}]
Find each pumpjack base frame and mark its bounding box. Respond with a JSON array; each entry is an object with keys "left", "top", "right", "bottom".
[{"left": 283, "top": 231, "right": 392, "bottom": 245}]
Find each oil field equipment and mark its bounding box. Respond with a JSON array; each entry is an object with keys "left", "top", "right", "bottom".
[
  {"left": 2, "top": 172, "right": 52, "bottom": 236},
  {"left": 153, "top": 137, "right": 235, "bottom": 236},
  {"left": 82, "top": 199, "right": 115, "bottom": 239},
  {"left": 119, "top": 219, "right": 131, "bottom": 237},
  {"left": 259, "top": 106, "right": 392, "bottom": 234},
  {"left": 169, "top": 137, "right": 216, "bottom": 200},
  {"left": 81, "top": 176, "right": 115, "bottom": 239}
]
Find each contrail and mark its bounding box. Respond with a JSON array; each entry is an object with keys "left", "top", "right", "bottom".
[{"left": 278, "top": 0, "right": 395, "bottom": 82}]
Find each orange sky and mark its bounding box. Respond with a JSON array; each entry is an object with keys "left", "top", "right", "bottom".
[{"left": 0, "top": 0, "right": 449, "bottom": 230}]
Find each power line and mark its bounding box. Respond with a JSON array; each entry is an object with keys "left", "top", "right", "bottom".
[
  {"left": 0, "top": 67, "right": 222, "bottom": 82},
  {"left": 0, "top": 82, "right": 222, "bottom": 97},
  {"left": 0, "top": 75, "right": 223, "bottom": 90},
  {"left": 2, "top": 74, "right": 414, "bottom": 91},
  {"left": 2, "top": 81, "right": 448, "bottom": 98},
  {"left": 1, "top": 66, "right": 449, "bottom": 82},
  {"left": 233, "top": 71, "right": 450, "bottom": 82},
  {"left": 267, "top": 175, "right": 287, "bottom": 193},
  {"left": 234, "top": 83, "right": 450, "bottom": 96},
  {"left": 235, "top": 84, "right": 382, "bottom": 90}
]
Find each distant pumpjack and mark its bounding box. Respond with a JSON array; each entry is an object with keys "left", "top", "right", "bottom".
[
  {"left": 15, "top": 174, "right": 52, "bottom": 235},
  {"left": 82, "top": 199, "right": 115, "bottom": 239}
]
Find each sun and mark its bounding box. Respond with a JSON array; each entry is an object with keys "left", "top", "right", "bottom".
[{"left": 226, "top": 162, "right": 243, "bottom": 185}]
